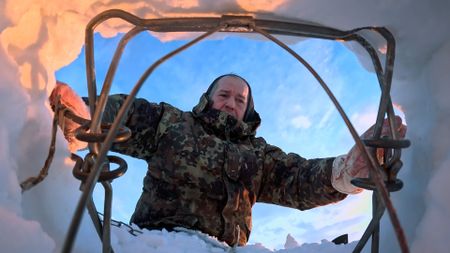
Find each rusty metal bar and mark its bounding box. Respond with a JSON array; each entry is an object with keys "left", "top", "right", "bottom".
[
  {"left": 101, "top": 181, "right": 113, "bottom": 253},
  {"left": 62, "top": 21, "right": 224, "bottom": 253},
  {"left": 372, "top": 192, "right": 382, "bottom": 253},
  {"left": 89, "top": 26, "right": 145, "bottom": 148},
  {"left": 86, "top": 197, "right": 104, "bottom": 243},
  {"left": 353, "top": 195, "right": 386, "bottom": 252},
  {"left": 251, "top": 23, "right": 408, "bottom": 252}
]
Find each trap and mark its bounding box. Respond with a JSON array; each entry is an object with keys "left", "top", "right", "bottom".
[{"left": 23, "top": 9, "right": 411, "bottom": 253}]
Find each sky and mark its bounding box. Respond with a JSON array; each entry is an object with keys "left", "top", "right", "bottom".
[
  {"left": 1, "top": 0, "right": 450, "bottom": 253},
  {"left": 55, "top": 30, "right": 380, "bottom": 249}
]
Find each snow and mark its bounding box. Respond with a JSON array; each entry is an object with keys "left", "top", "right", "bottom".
[
  {"left": 108, "top": 225, "right": 358, "bottom": 253},
  {"left": 1, "top": 0, "right": 450, "bottom": 252}
]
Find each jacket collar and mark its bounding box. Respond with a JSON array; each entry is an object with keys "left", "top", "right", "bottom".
[{"left": 192, "top": 94, "right": 261, "bottom": 141}]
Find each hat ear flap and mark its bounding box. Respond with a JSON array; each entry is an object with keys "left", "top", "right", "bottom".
[
  {"left": 243, "top": 106, "right": 260, "bottom": 123},
  {"left": 242, "top": 82, "right": 257, "bottom": 123},
  {"left": 192, "top": 93, "right": 212, "bottom": 114}
]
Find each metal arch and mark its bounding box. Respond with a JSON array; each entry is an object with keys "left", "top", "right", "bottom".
[{"left": 60, "top": 9, "right": 410, "bottom": 253}]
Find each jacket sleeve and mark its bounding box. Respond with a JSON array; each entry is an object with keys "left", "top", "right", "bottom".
[
  {"left": 82, "top": 94, "right": 163, "bottom": 160},
  {"left": 257, "top": 141, "right": 347, "bottom": 210}
]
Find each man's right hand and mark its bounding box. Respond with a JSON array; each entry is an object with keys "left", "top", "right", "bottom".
[
  {"left": 331, "top": 116, "right": 407, "bottom": 194},
  {"left": 49, "top": 81, "right": 90, "bottom": 152}
]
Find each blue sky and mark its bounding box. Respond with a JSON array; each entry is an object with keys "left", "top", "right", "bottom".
[{"left": 56, "top": 31, "right": 381, "bottom": 249}]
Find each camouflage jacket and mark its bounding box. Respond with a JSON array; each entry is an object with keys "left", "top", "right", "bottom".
[{"left": 98, "top": 94, "right": 347, "bottom": 246}]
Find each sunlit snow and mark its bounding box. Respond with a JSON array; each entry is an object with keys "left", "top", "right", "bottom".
[{"left": 1, "top": 0, "right": 450, "bottom": 252}]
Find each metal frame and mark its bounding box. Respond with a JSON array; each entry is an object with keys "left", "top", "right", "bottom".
[{"left": 60, "top": 9, "right": 410, "bottom": 253}]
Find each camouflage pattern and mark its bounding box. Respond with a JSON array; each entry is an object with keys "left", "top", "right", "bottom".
[{"left": 97, "top": 94, "right": 347, "bottom": 246}]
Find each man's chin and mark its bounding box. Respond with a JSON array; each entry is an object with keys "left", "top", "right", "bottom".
[{"left": 228, "top": 113, "right": 239, "bottom": 120}]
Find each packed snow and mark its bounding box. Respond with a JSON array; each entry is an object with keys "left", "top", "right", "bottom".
[{"left": 1, "top": 0, "right": 450, "bottom": 252}]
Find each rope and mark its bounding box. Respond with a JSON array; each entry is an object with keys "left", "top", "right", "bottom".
[{"left": 20, "top": 96, "right": 65, "bottom": 192}]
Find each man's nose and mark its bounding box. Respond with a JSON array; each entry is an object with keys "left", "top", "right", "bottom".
[{"left": 225, "top": 98, "right": 236, "bottom": 109}]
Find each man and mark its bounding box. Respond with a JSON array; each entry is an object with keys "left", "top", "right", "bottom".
[{"left": 50, "top": 74, "right": 406, "bottom": 246}]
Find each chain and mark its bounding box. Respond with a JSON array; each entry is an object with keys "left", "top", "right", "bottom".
[
  {"left": 98, "top": 213, "right": 237, "bottom": 252},
  {"left": 97, "top": 212, "right": 143, "bottom": 237}
]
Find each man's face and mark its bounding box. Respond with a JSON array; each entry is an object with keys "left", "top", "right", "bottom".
[{"left": 210, "top": 76, "right": 249, "bottom": 121}]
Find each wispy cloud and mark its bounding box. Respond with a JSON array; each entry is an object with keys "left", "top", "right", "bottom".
[
  {"left": 350, "top": 105, "right": 378, "bottom": 134},
  {"left": 290, "top": 114, "right": 312, "bottom": 129}
]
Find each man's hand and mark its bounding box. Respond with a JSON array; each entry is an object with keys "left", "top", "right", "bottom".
[
  {"left": 332, "top": 116, "right": 407, "bottom": 194},
  {"left": 49, "top": 81, "right": 90, "bottom": 152}
]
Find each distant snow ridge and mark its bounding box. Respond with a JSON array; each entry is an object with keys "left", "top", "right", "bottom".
[{"left": 284, "top": 234, "right": 300, "bottom": 249}]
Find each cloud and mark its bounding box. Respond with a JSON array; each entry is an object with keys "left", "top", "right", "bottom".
[
  {"left": 350, "top": 105, "right": 378, "bottom": 134},
  {"left": 290, "top": 114, "right": 312, "bottom": 129}
]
